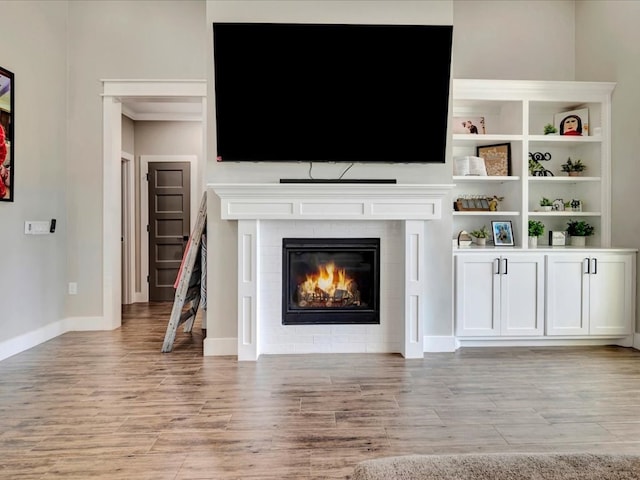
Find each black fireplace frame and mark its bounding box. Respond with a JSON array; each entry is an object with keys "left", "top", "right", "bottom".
[{"left": 282, "top": 237, "right": 380, "bottom": 325}]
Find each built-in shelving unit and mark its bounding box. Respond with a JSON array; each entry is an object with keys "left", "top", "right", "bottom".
[{"left": 451, "top": 79, "right": 615, "bottom": 248}]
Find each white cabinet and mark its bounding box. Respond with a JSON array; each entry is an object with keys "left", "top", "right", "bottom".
[
  {"left": 452, "top": 79, "right": 615, "bottom": 248},
  {"left": 546, "top": 252, "right": 635, "bottom": 336},
  {"left": 455, "top": 253, "right": 544, "bottom": 337}
]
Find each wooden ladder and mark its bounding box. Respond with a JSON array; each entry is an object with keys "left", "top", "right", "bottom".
[{"left": 162, "top": 191, "right": 207, "bottom": 353}]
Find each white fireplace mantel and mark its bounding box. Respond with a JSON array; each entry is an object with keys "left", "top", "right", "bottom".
[{"left": 210, "top": 183, "right": 454, "bottom": 361}]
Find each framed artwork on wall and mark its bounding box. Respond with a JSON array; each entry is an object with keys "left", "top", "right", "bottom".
[{"left": 0, "top": 65, "right": 14, "bottom": 202}]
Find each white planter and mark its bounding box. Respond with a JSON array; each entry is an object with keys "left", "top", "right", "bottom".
[
  {"left": 474, "top": 237, "right": 486, "bottom": 246},
  {"left": 570, "top": 236, "right": 586, "bottom": 247},
  {"left": 541, "top": 206, "right": 553, "bottom": 212},
  {"left": 528, "top": 236, "right": 538, "bottom": 248}
]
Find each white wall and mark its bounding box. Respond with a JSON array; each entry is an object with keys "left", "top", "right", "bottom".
[
  {"left": 65, "top": 0, "right": 206, "bottom": 318},
  {"left": 575, "top": 0, "right": 640, "bottom": 330},
  {"left": 0, "top": 1, "right": 68, "bottom": 347},
  {"left": 452, "top": 0, "right": 575, "bottom": 80}
]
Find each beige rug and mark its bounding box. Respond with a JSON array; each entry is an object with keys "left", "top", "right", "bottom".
[{"left": 351, "top": 453, "right": 640, "bottom": 480}]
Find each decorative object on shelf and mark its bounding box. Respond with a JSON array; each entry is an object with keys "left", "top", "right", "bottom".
[
  {"left": 543, "top": 123, "right": 558, "bottom": 135},
  {"left": 540, "top": 197, "right": 553, "bottom": 211},
  {"left": 491, "top": 220, "right": 514, "bottom": 247},
  {"left": 528, "top": 152, "right": 554, "bottom": 176},
  {"left": 528, "top": 220, "right": 545, "bottom": 248},
  {"left": 476, "top": 143, "right": 511, "bottom": 176},
  {"left": 566, "top": 219, "right": 594, "bottom": 246},
  {"left": 470, "top": 225, "right": 490, "bottom": 246},
  {"left": 561, "top": 157, "right": 586, "bottom": 176},
  {"left": 570, "top": 199, "right": 582, "bottom": 212},
  {"left": 453, "top": 116, "right": 485, "bottom": 134},
  {"left": 488, "top": 195, "right": 503, "bottom": 211},
  {"left": 549, "top": 230, "right": 567, "bottom": 246},
  {"left": 457, "top": 230, "right": 473, "bottom": 247},
  {"left": 554, "top": 107, "right": 589, "bottom": 136},
  {"left": 552, "top": 198, "right": 565, "bottom": 211},
  {"left": 454, "top": 195, "right": 492, "bottom": 211},
  {"left": 0, "top": 65, "right": 14, "bottom": 202},
  {"left": 453, "top": 156, "right": 487, "bottom": 176}
]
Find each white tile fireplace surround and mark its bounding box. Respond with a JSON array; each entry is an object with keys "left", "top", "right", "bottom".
[{"left": 211, "top": 183, "right": 453, "bottom": 361}]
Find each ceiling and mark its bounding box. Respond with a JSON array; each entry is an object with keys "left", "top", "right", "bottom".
[{"left": 120, "top": 96, "right": 203, "bottom": 122}]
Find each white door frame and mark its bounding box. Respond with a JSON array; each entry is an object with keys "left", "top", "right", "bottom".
[
  {"left": 141, "top": 154, "right": 199, "bottom": 303},
  {"left": 121, "top": 151, "right": 135, "bottom": 305},
  {"left": 102, "top": 80, "right": 206, "bottom": 329}
]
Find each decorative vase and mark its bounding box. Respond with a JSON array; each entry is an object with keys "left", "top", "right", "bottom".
[
  {"left": 542, "top": 206, "right": 552, "bottom": 212},
  {"left": 474, "top": 237, "right": 486, "bottom": 246},
  {"left": 570, "top": 235, "right": 586, "bottom": 247},
  {"left": 528, "top": 236, "right": 538, "bottom": 248}
]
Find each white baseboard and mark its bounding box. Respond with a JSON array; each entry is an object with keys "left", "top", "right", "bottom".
[
  {"left": 423, "top": 335, "right": 457, "bottom": 352},
  {"left": 64, "top": 316, "right": 112, "bottom": 331},
  {"left": 0, "top": 316, "right": 110, "bottom": 362},
  {"left": 203, "top": 337, "right": 237, "bottom": 356},
  {"left": 633, "top": 333, "right": 640, "bottom": 350}
]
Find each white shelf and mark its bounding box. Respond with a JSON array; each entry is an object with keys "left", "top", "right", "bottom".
[
  {"left": 452, "top": 78, "right": 613, "bottom": 248},
  {"left": 454, "top": 176, "right": 520, "bottom": 183},
  {"left": 529, "top": 211, "right": 601, "bottom": 217},
  {"left": 454, "top": 211, "right": 520, "bottom": 216},
  {"left": 528, "top": 176, "right": 601, "bottom": 183}
]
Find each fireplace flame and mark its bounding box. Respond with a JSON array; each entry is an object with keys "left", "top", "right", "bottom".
[{"left": 297, "top": 261, "right": 361, "bottom": 308}]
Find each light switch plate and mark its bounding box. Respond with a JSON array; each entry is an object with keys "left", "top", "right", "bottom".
[{"left": 24, "top": 221, "right": 51, "bottom": 235}]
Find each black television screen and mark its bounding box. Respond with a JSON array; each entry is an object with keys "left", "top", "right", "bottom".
[{"left": 213, "top": 22, "right": 452, "bottom": 163}]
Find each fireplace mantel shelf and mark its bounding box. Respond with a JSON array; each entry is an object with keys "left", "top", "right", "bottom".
[{"left": 210, "top": 183, "right": 454, "bottom": 221}]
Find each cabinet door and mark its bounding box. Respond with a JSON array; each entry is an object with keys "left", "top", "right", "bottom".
[
  {"left": 546, "top": 254, "right": 590, "bottom": 335},
  {"left": 500, "top": 254, "right": 544, "bottom": 336},
  {"left": 589, "top": 254, "right": 634, "bottom": 336},
  {"left": 455, "top": 255, "right": 500, "bottom": 336}
]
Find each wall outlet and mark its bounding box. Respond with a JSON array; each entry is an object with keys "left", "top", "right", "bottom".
[
  {"left": 68, "top": 282, "right": 78, "bottom": 295},
  {"left": 24, "top": 221, "right": 51, "bottom": 235}
]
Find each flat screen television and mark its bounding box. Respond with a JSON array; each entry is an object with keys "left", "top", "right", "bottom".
[{"left": 212, "top": 22, "right": 452, "bottom": 163}]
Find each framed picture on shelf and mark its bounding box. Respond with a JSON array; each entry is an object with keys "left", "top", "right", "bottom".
[
  {"left": 491, "top": 220, "right": 514, "bottom": 246},
  {"left": 554, "top": 108, "right": 589, "bottom": 136},
  {"left": 476, "top": 143, "right": 511, "bottom": 176},
  {"left": 0, "top": 65, "right": 13, "bottom": 202},
  {"left": 453, "top": 116, "right": 485, "bottom": 134}
]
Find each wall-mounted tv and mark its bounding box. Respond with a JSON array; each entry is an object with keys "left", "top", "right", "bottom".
[{"left": 212, "top": 22, "right": 452, "bottom": 163}]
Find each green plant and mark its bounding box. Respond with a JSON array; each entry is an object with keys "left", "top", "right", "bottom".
[
  {"left": 566, "top": 219, "right": 594, "bottom": 237},
  {"left": 470, "top": 225, "right": 490, "bottom": 239},
  {"left": 561, "top": 157, "right": 586, "bottom": 172},
  {"left": 543, "top": 123, "right": 558, "bottom": 135},
  {"left": 528, "top": 220, "right": 545, "bottom": 237},
  {"left": 540, "top": 197, "right": 553, "bottom": 207}
]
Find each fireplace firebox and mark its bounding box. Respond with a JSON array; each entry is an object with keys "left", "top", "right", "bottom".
[{"left": 282, "top": 238, "right": 380, "bottom": 325}]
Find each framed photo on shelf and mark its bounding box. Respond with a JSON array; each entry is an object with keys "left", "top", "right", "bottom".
[
  {"left": 549, "top": 231, "right": 567, "bottom": 246},
  {"left": 0, "top": 65, "right": 13, "bottom": 202},
  {"left": 491, "top": 220, "right": 514, "bottom": 246},
  {"left": 453, "top": 116, "right": 485, "bottom": 134},
  {"left": 554, "top": 108, "right": 589, "bottom": 136},
  {"left": 476, "top": 143, "right": 511, "bottom": 176}
]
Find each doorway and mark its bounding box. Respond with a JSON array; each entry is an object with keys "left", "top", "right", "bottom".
[{"left": 102, "top": 80, "right": 206, "bottom": 329}]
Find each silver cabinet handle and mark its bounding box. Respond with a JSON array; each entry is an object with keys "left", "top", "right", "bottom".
[
  {"left": 503, "top": 258, "right": 508, "bottom": 275},
  {"left": 584, "top": 258, "right": 590, "bottom": 274},
  {"left": 592, "top": 258, "right": 598, "bottom": 274},
  {"left": 495, "top": 258, "right": 500, "bottom": 275}
]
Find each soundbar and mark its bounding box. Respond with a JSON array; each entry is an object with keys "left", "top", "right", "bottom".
[{"left": 279, "top": 179, "right": 397, "bottom": 184}]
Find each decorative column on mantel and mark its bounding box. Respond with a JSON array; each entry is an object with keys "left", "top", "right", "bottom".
[{"left": 210, "top": 183, "right": 454, "bottom": 361}]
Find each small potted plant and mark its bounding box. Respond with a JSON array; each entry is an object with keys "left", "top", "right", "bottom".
[
  {"left": 543, "top": 123, "right": 558, "bottom": 135},
  {"left": 528, "top": 220, "right": 545, "bottom": 248},
  {"left": 566, "top": 219, "right": 594, "bottom": 246},
  {"left": 470, "top": 225, "right": 490, "bottom": 246},
  {"left": 561, "top": 157, "right": 586, "bottom": 176},
  {"left": 540, "top": 197, "right": 553, "bottom": 211}
]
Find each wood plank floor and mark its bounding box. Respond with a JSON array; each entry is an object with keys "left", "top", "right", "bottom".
[{"left": 2, "top": 303, "right": 640, "bottom": 479}]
